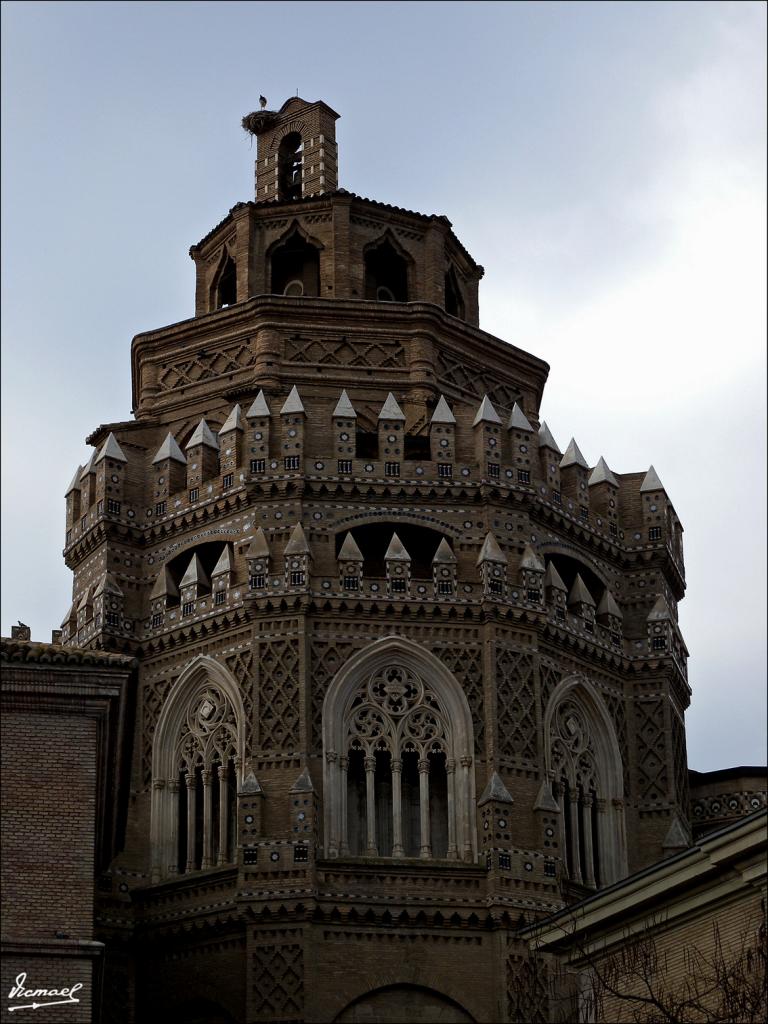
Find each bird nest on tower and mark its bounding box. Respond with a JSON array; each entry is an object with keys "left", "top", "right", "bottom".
[{"left": 241, "top": 110, "right": 277, "bottom": 136}]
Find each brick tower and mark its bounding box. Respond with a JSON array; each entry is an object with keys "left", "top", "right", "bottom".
[{"left": 62, "top": 97, "right": 690, "bottom": 1023}]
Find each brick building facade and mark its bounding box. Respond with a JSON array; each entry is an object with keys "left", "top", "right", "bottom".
[{"left": 12, "top": 95, "right": 725, "bottom": 1022}]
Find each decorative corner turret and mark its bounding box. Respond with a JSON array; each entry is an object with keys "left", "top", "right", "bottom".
[
  {"left": 280, "top": 386, "right": 306, "bottom": 474},
  {"left": 180, "top": 553, "right": 210, "bottom": 614},
  {"left": 338, "top": 532, "right": 364, "bottom": 595},
  {"left": 589, "top": 456, "right": 619, "bottom": 536},
  {"left": 219, "top": 404, "right": 244, "bottom": 480},
  {"left": 508, "top": 403, "right": 534, "bottom": 486},
  {"left": 284, "top": 522, "right": 311, "bottom": 590},
  {"left": 519, "top": 545, "right": 545, "bottom": 606},
  {"left": 332, "top": 390, "right": 357, "bottom": 475},
  {"left": 544, "top": 561, "right": 568, "bottom": 621},
  {"left": 473, "top": 396, "right": 502, "bottom": 482},
  {"left": 560, "top": 438, "right": 590, "bottom": 520},
  {"left": 378, "top": 393, "right": 406, "bottom": 478},
  {"left": 477, "top": 531, "right": 506, "bottom": 599},
  {"left": 246, "top": 527, "right": 271, "bottom": 593},
  {"left": 246, "top": 390, "right": 271, "bottom": 476},
  {"left": 432, "top": 538, "right": 457, "bottom": 599},
  {"left": 567, "top": 573, "right": 596, "bottom": 632},
  {"left": 185, "top": 419, "right": 219, "bottom": 496},
  {"left": 538, "top": 421, "right": 562, "bottom": 498},
  {"left": 384, "top": 532, "right": 411, "bottom": 598},
  {"left": 152, "top": 432, "right": 186, "bottom": 514},
  {"left": 429, "top": 395, "right": 456, "bottom": 476}
]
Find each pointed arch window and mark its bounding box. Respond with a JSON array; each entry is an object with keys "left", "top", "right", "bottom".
[
  {"left": 364, "top": 237, "right": 409, "bottom": 302},
  {"left": 269, "top": 227, "right": 320, "bottom": 297},
  {"left": 213, "top": 252, "right": 237, "bottom": 309},
  {"left": 278, "top": 132, "right": 303, "bottom": 201},
  {"left": 543, "top": 680, "right": 627, "bottom": 889},
  {"left": 323, "top": 638, "right": 477, "bottom": 863},
  {"left": 150, "top": 657, "right": 244, "bottom": 883},
  {"left": 444, "top": 265, "right": 465, "bottom": 319}
]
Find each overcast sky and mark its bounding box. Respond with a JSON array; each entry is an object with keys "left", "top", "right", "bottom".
[{"left": 1, "top": 1, "right": 765, "bottom": 771}]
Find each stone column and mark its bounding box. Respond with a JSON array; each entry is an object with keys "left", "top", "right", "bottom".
[
  {"left": 391, "top": 758, "right": 404, "bottom": 858},
  {"left": 326, "top": 751, "right": 339, "bottom": 857},
  {"left": 418, "top": 758, "right": 432, "bottom": 858},
  {"left": 569, "top": 790, "right": 582, "bottom": 884},
  {"left": 167, "top": 778, "right": 179, "bottom": 876},
  {"left": 460, "top": 755, "right": 473, "bottom": 862},
  {"left": 217, "top": 764, "right": 229, "bottom": 866},
  {"left": 201, "top": 769, "right": 213, "bottom": 869},
  {"left": 185, "top": 772, "right": 196, "bottom": 873},
  {"left": 364, "top": 756, "right": 378, "bottom": 855},
  {"left": 150, "top": 778, "right": 165, "bottom": 883},
  {"left": 581, "top": 795, "right": 596, "bottom": 888},
  {"left": 446, "top": 759, "right": 458, "bottom": 860},
  {"left": 339, "top": 755, "right": 349, "bottom": 856}
]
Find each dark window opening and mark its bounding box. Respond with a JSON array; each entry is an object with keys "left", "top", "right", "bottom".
[
  {"left": 222, "top": 473, "right": 233, "bottom": 489},
  {"left": 214, "top": 590, "right": 226, "bottom": 606},
  {"left": 385, "top": 462, "right": 400, "bottom": 477},
  {"left": 544, "top": 554, "right": 603, "bottom": 606},
  {"left": 518, "top": 470, "right": 531, "bottom": 484},
  {"left": 343, "top": 576, "right": 360, "bottom": 591},
  {"left": 437, "top": 581, "right": 453, "bottom": 595},
  {"left": 429, "top": 751, "right": 448, "bottom": 858},
  {"left": 250, "top": 459, "right": 266, "bottom": 474},
  {"left": 284, "top": 456, "right": 300, "bottom": 471},
  {"left": 649, "top": 526, "right": 662, "bottom": 541},
  {"left": 338, "top": 460, "right": 352, "bottom": 475},
  {"left": 487, "top": 462, "right": 500, "bottom": 479},
  {"left": 438, "top": 463, "right": 453, "bottom": 478},
  {"left": 364, "top": 239, "right": 408, "bottom": 302},
  {"left": 289, "top": 571, "right": 306, "bottom": 586},
  {"left": 250, "top": 574, "right": 266, "bottom": 590},
  {"left": 277, "top": 132, "right": 303, "bottom": 201},
  {"left": 652, "top": 635, "right": 666, "bottom": 650},
  {"left": 215, "top": 255, "right": 237, "bottom": 309},
  {"left": 390, "top": 579, "right": 407, "bottom": 593},
  {"left": 404, "top": 434, "right": 431, "bottom": 461},
  {"left": 489, "top": 579, "right": 503, "bottom": 595},
  {"left": 444, "top": 266, "right": 465, "bottom": 319},
  {"left": 335, "top": 522, "right": 448, "bottom": 580},
  {"left": 270, "top": 229, "right": 320, "bottom": 297},
  {"left": 356, "top": 430, "right": 378, "bottom": 460}
]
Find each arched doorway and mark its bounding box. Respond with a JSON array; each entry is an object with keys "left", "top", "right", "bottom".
[{"left": 335, "top": 983, "right": 475, "bottom": 1022}]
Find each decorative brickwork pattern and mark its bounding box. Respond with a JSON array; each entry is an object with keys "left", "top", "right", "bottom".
[
  {"left": 635, "top": 698, "right": 669, "bottom": 802},
  {"left": 224, "top": 648, "right": 255, "bottom": 748},
  {"left": 671, "top": 709, "right": 689, "bottom": 814},
  {"left": 435, "top": 644, "right": 485, "bottom": 753},
  {"left": 142, "top": 675, "right": 175, "bottom": 785},
  {"left": 437, "top": 349, "right": 522, "bottom": 414},
  {"left": 507, "top": 955, "right": 550, "bottom": 1024},
  {"left": 157, "top": 342, "right": 255, "bottom": 393},
  {"left": 284, "top": 334, "right": 405, "bottom": 368},
  {"left": 251, "top": 943, "right": 303, "bottom": 1019},
  {"left": 496, "top": 648, "right": 538, "bottom": 764},
  {"left": 539, "top": 661, "right": 562, "bottom": 708},
  {"left": 310, "top": 639, "right": 355, "bottom": 751},
  {"left": 256, "top": 639, "right": 300, "bottom": 753},
  {"left": 602, "top": 688, "right": 630, "bottom": 797}
]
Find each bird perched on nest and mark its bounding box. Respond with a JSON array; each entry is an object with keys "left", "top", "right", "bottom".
[{"left": 259, "top": 95, "right": 267, "bottom": 109}]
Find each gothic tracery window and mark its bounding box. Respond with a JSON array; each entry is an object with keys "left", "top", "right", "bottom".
[
  {"left": 544, "top": 679, "right": 627, "bottom": 889},
  {"left": 150, "top": 657, "right": 244, "bottom": 883},
  {"left": 323, "top": 638, "right": 476, "bottom": 863}
]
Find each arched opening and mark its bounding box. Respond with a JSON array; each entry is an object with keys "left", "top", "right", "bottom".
[
  {"left": 335, "top": 984, "right": 475, "bottom": 1023},
  {"left": 364, "top": 237, "right": 409, "bottom": 302},
  {"left": 544, "top": 677, "right": 627, "bottom": 889},
  {"left": 335, "top": 522, "right": 448, "bottom": 580},
  {"left": 444, "top": 265, "right": 465, "bottom": 319},
  {"left": 150, "top": 657, "right": 244, "bottom": 883},
  {"left": 544, "top": 553, "right": 604, "bottom": 602},
  {"left": 277, "top": 131, "right": 303, "bottom": 201},
  {"left": 211, "top": 252, "right": 237, "bottom": 310},
  {"left": 323, "top": 636, "right": 477, "bottom": 863},
  {"left": 270, "top": 228, "right": 320, "bottom": 297}
]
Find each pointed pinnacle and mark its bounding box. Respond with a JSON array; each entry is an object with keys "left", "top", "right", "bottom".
[
  {"left": 338, "top": 532, "right": 364, "bottom": 561},
  {"left": 589, "top": 456, "right": 618, "bottom": 488},
  {"left": 186, "top": 419, "right": 219, "bottom": 450},
  {"left": 473, "top": 395, "right": 501, "bottom": 426},
  {"left": 640, "top": 465, "right": 664, "bottom": 492},
  {"left": 431, "top": 395, "right": 456, "bottom": 424},
  {"left": 284, "top": 522, "right": 310, "bottom": 555},
  {"left": 560, "top": 438, "right": 589, "bottom": 470},
  {"left": 508, "top": 403, "right": 533, "bottom": 432},
  {"left": 384, "top": 532, "right": 411, "bottom": 561},
  {"left": 332, "top": 390, "right": 357, "bottom": 418},
  {"left": 152, "top": 432, "right": 187, "bottom": 465},
  {"left": 281, "top": 386, "right": 305, "bottom": 415},
  {"left": 538, "top": 421, "right": 561, "bottom": 453},
  {"left": 220, "top": 404, "right": 243, "bottom": 433},
  {"left": 246, "top": 390, "right": 271, "bottom": 418},
  {"left": 432, "top": 538, "right": 457, "bottom": 563},
  {"left": 476, "top": 532, "right": 506, "bottom": 565},
  {"left": 95, "top": 432, "right": 128, "bottom": 464},
  {"left": 378, "top": 392, "right": 406, "bottom": 421}
]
